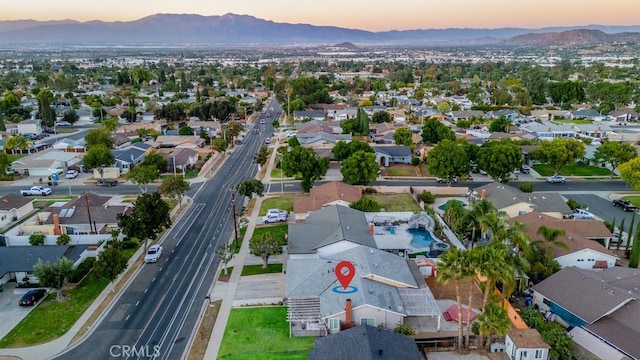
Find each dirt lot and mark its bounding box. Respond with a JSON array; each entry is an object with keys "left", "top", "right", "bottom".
[{"left": 426, "top": 277, "right": 485, "bottom": 310}]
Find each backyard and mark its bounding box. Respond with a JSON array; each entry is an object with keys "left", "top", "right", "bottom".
[
  {"left": 217, "top": 307, "right": 314, "bottom": 360},
  {"left": 363, "top": 193, "right": 421, "bottom": 212},
  {"left": 259, "top": 197, "right": 294, "bottom": 216},
  {"left": 532, "top": 164, "right": 612, "bottom": 177}
]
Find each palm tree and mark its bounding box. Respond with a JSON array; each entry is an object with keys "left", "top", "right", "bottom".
[
  {"left": 462, "top": 248, "right": 481, "bottom": 348},
  {"left": 463, "top": 199, "right": 494, "bottom": 245},
  {"left": 285, "top": 83, "right": 294, "bottom": 123},
  {"left": 475, "top": 243, "right": 515, "bottom": 312},
  {"left": 5, "top": 135, "right": 31, "bottom": 154},
  {"left": 535, "top": 226, "right": 569, "bottom": 256},
  {"left": 476, "top": 301, "right": 511, "bottom": 350},
  {"left": 437, "top": 248, "right": 466, "bottom": 350}
]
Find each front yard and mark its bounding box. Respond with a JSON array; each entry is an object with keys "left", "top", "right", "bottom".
[
  {"left": 384, "top": 165, "right": 417, "bottom": 177},
  {"left": 259, "top": 197, "right": 294, "bottom": 216},
  {"left": 623, "top": 196, "right": 640, "bottom": 207},
  {"left": 363, "top": 193, "right": 421, "bottom": 212},
  {"left": 532, "top": 164, "right": 612, "bottom": 176},
  {"left": 217, "top": 307, "right": 314, "bottom": 359}
]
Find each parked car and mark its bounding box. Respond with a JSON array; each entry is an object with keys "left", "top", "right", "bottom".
[
  {"left": 520, "top": 165, "right": 531, "bottom": 174},
  {"left": 263, "top": 213, "right": 286, "bottom": 223},
  {"left": 20, "top": 186, "right": 52, "bottom": 196},
  {"left": 65, "top": 169, "right": 79, "bottom": 179},
  {"left": 568, "top": 208, "right": 595, "bottom": 220},
  {"left": 144, "top": 245, "right": 163, "bottom": 263},
  {"left": 96, "top": 178, "right": 117, "bottom": 187},
  {"left": 44, "top": 128, "right": 57, "bottom": 134},
  {"left": 436, "top": 177, "right": 458, "bottom": 183},
  {"left": 267, "top": 209, "right": 288, "bottom": 217},
  {"left": 546, "top": 175, "right": 566, "bottom": 184},
  {"left": 612, "top": 199, "right": 638, "bottom": 212},
  {"left": 55, "top": 121, "right": 71, "bottom": 126},
  {"left": 19, "top": 289, "right": 47, "bottom": 306},
  {"left": 265, "top": 138, "right": 271, "bottom": 144}
]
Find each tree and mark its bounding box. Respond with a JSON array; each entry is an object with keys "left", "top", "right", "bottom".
[
  {"left": 463, "top": 199, "right": 494, "bottom": 245},
  {"left": 140, "top": 151, "right": 169, "bottom": 174},
  {"left": 249, "top": 232, "right": 285, "bottom": 268},
  {"left": 437, "top": 101, "right": 451, "bottom": 114},
  {"left": 476, "top": 301, "right": 511, "bottom": 350},
  {"left": 29, "top": 233, "right": 45, "bottom": 246},
  {"left": 475, "top": 243, "right": 515, "bottom": 312},
  {"left": 341, "top": 151, "right": 379, "bottom": 185},
  {"left": 331, "top": 140, "right": 373, "bottom": 161},
  {"left": 521, "top": 308, "right": 574, "bottom": 360},
  {"left": 83, "top": 144, "right": 115, "bottom": 178},
  {"left": 93, "top": 246, "right": 128, "bottom": 288},
  {"left": 349, "top": 198, "right": 381, "bottom": 212},
  {"left": 213, "top": 138, "right": 228, "bottom": 153},
  {"left": 216, "top": 243, "right": 234, "bottom": 276},
  {"left": 288, "top": 136, "right": 300, "bottom": 148},
  {"left": 117, "top": 192, "right": 171, "bottom": 250},
  {"left": 62, "top": 109, "right": 79, "bottom": 124},
  {"left": 33, "top": 257, "right": 74, "bottom": 301},
  {"left": 254, "top": 145, "right": 269, "bottom": 166},
  {"left": 282, "top": 146, "right": 330, "bottom": 192},
  {"left": 594, "top": 141, "right": 637, "bottom": 178},
  {"left": 371, "top": 111, "right": 392, "bottom": 124},
  {"left": 128, "top": 165, "right": 159, "bottom": 193},
  {"left": 178, "top": 126, "right": 193, "bottom": 136},
  {"left": 436, "top": 248, "right": 466, "bottom": 350},
  {"left": 393, "top": 128, "right": 413, "bottom": 147},
  {"left": 529, "top": 138, "right": 585, "bottom": 175},
  {"left": 476, "top": 140, "right": 523, "bottom": 182},
  {"left": 0, "top": 152, "right": 10, "bottom": 176},
  {"left": 56, "top": 234, "right": 71, "bottom": 245},
  {"left": 488, "top": 116, "right": 511, "bottom": 133},
  {"left": 629, "top": 221, "right": 640, "bottom": 268},
  {"left": 354, "top": 107, "right": 370, "bottom": 135},
  {"left": 85, "top": 128, "right": 114, "bottom": 149},
  {"left": 535, "top": 226, "right": 569, "bottom": 257},
  {"left": 159, "top": 175, "right": 190, "bottom": 208},
  {"left": 393, "top": 324, "right": 416, "bottom": 336},
  {"left": 237, "top": 178, "right": 265, "bottom": 197},
  {"left": 37, "top": 89, "right": 56, "bottom": 127},
  {"left": 619, "top": 157, "right": 640, "bottom": 191},
  {"left": 427, "top": 139, "right": 469, "bottom": 185},
  {"left": 422, "top": 118, "right": 456, "bottom": 144},
  {"left": 4, "top": 134, "right": 30, "bottom": 154}
]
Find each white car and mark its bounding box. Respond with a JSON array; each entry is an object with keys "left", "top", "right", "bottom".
[
  {"left": 263, "top": 213, "right": 287, "bottom": 223},
  {"left": 267, "top": 209, "right": 288, "bottom": 217},
  {"left": 56, "top": 121, "right": 72, "bottom": 127},
  {"left": 144, "top": 245, "right": 163, "bottom": 263},
  {"left": 568, "top": 209, "right": 594, "bottom": 220},
  {"left": 65, "top": 169, "right": 78, "bottom": 179}
]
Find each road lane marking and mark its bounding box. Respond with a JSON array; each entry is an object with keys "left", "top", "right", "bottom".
[{"left": 135, "top": 301, "right": 140, "bottom": 307}]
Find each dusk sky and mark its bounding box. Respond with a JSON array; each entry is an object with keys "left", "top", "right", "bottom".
[{"left": 4, "top": 0, "right": 638, "bottom": 31}]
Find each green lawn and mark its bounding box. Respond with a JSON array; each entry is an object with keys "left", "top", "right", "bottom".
[
  {"left": 269, "top": 168, "right": 299, "bottom": 180},
  {"left": 0, "top": 277, "right": 110, "bottom": 347},
  {"left": 217, "top": 307, "right": 314, "bottom": 360},
  {"left": 385, "top": 166, "right": 417, "bottom": 176},
  {"left": 532, "top": 164, "right": 612, "bottom": 176},
  {"left": 623, "top": 196, "right": 640, "bottom": 207},
  {"left": 259, "top": 197, "right": 294, "bottom": 216},
  {"left": 552, "top": 119, "right": 593, "bottom": 125},
  {"left": 241, "top": 263, "right": 283, "bottom": 276},
  {"left": 364, "top": 193, "right": 421, "bottom": 212},
  {"left": 251, "top": 224, "right": 288, "bottom": 244}
]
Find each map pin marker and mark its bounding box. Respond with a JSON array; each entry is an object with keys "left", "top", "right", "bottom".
[{"left": 335, "top": 261, "right": 355, "bottom": 290}]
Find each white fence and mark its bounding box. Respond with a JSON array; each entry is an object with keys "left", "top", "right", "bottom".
[{"left": 5, "top": 234, "right": 111, "bottom": 246}]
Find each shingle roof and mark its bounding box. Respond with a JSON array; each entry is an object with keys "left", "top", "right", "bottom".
[
  {"left": 474, "top": 183, "right": 572, "bottom": 214},
  {"left": 0, "top": 245, "right": 88, "bottom": 276},
  {"left": 533, "top": 267, "right": 634, "bottom": 323},
  {"left": 583, "top": 301, "right": 640, "bottom": 359},
  {"left": 372, "top": 146, "right": 412, "bottom": 157},
  {"left": 0, "top": 193, "right": 33, "bottom": 211},
  {"left": 113, "top": 147, "right": 145, "bottom": 163},
  {"left": 508, "top": 328, "right": 550, "bottom": 349},
  {"left": 307, "top": 325, "right": 422, "bottom": 360},
  {"left": 294, "top": 182, "right": 361, "bottom": 214}
]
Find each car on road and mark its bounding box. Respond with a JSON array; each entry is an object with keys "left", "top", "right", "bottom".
[
  {"left": 546, "top": 175, "right": 566, "bottom": 184},
  {"left": 144, "top": 245, "right": 163, "bottom": 263},
  {"left": 56, "top": 121, "right": 72, "bottom": 126},
  {"left": 20, "top": 186, "right": 52, "bottom": 196},
  {"left": 96, "top": 178, "right": 117, "bottom": 187},
  {"left": 520, "top": 165, "right": 531, "bottom": 174},
  {"left": 265, "top": 138, "right": 271, "bottom": 144},
  {"left": 260, "top": 119, "right": 266, "bottom": 124},
  {"left": 568, "top": 208, "right": 595, "bottom": 220},
  {"left": 436, "top": 177, "right": 457, "bottom": 184},
  {"left": 44, "top": 128, "right": 57, "bottom": 134},
  {"left": 263, "top": 213, "right": 286, "bottom": 223},
  {"left": 65, "top": 169, "right": 79, "bottom": 179},
  {"left": 19, "top": 289, "right": 47, "bottom": 306},
  {"left": 612, "top": 199, "right": 638, "bottom": 212}
]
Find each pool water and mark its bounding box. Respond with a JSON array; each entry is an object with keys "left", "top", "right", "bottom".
[{"left": 408, "top": 227, "right": 435, "bottom": 248}]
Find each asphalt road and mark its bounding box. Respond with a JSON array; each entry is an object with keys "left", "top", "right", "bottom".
[
  {"left": 562, "top": 193, "right": 634, "bottom": 226},
  {"left": 53, "top": 102, "right": 280, "bottom": 360}
]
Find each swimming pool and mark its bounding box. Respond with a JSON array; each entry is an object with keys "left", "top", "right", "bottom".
[{"left": 408, "top": 227, "right": 435, "bottom": 248}]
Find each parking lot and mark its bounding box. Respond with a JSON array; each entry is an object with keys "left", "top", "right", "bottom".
[{"left": 0, "top": 283, "right": 46, "bottom": 340}]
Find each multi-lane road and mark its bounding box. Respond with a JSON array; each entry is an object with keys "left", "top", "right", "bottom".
[{"left": 53, "top": 103, "right": 280, "bottom": 360}]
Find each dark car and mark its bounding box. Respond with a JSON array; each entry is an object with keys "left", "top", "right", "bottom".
[
  {"left": 612, "top": 199, "right": 638, "bottom": 212},
  {"left": 19, "top": 289, "right": 47, "bottom": 306},
  {"left": 96, "top": 178, "right": 117, "bottom": 187}
]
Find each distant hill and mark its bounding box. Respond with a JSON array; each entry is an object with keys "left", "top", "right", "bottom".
[
  {"left": 499, "top": 29, "right": 640, "bottom": 46},
  {"left": 0, "top": 13, "right": 639, "bottom": 46}
]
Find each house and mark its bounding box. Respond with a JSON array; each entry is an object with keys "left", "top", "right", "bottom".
[
  {"left": 113, "top": 133, "right": 133, "bottom": 148},
  {"left": 530, "top": 110, "right": 568, "bottom": 121},
  {"left": 293, "top": 110, "right": 325, "bottom": 122},
  {"left": 0, "top": 194, "right": 34, "bottom": 229},
  {"left": 112, "top": 147, "right": 146, "bottom": 173},
  {"left": 373, "top": 146, "right": 412, "bottom": 167},
  {"left": 520, "top": 123, "right": 576, "bottom": 140},
  {"left": 451, "top": 110, "right": 485, "bottom": 122},
  {"left": 609, "top": 108, "right": 639, "bottom": 123},
  {"left": 52, "top": 137, "right": 86, "bottom": 152},
  {"left": 473, "top": 183, "right": 572, "bottom": 219},
  {"left": 513, "top": 212, "right": 616, "bottom": 269},
  {"left": 505, "top": 328, "right": 550, "bottom": 360},
  {"left": 572, "top": 123, "right": 614, "bottom": 141},
  {"left": 571, "top": 109, "right": 601, "bottom": 120},
  {"left": 17, "top": 119, "right": 43, "bottom": 135},
  {"left": 154, "top": 135, "right": 204, "bottom": 149},
  {"left": 307, "top": 324, "right": 422, "bottom": 360},
  {"left": 164, "top": 148, "right": 199, "bottom": 173},
  {"left": 293, "top": 181, "right": 362, "bottom": 220},
  {"left": 11, "top": 148, "right": 82, "bottom": 177},
  {"left": 532, "top": 267, "right": 640, "bottom": 360}
]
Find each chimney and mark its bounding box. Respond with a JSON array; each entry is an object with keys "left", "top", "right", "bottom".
[
  {"left": 53, "top": 213, "right": 61, "bottom": 236},
  {"left": 369, "top": 222, "right": 375, "bottom": 235},
  {"left": 343, "top": 299, "right": 355, "bottom": 330},
  {"left": 481, "top": 189, "right": 486, "bottom": 200}
]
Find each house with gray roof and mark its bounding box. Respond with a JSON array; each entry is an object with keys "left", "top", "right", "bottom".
[
  {"left": 571, "top": 109, "right": 601, "bottom": 120},
  {"left": 372, "top": 145, "right": 412, "bottom": 166},
  {"left": 0, "top": 194, "right": 34, "bottom": 230},
  {"left": 520, "top": 122, "right": 576, "bottom": 140},
  {"left": 609, "top": 108, "right": 638, "bottom": 123},
  {"left": 451, "top": 110, "right": 485, "bottom": 122},
  {"left": 532, "top": 267, "right": 640, "bottom": 360},
  {"left": 473, "top": 183, "right": 572, "bottom": 219},
  {"left": 112, "top": 147, "right": 146, "bottom": 173},
  {"left": 307, "top": 324, "right": 422, "bottom": 360},
  {"left": 294, "top": 110, "right": 325, "bottom": 122}
]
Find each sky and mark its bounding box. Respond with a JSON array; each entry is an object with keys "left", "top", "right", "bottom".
[{"left": 3, "top": 0, "right": 639, "bottom": 31}]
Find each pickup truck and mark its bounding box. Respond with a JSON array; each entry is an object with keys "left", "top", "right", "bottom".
[
  {"left": 20, "top": 186, "right": 52, "bottom": 196},
  {"left": 612, "top": 199, "right": 638, "bottom": 212}
]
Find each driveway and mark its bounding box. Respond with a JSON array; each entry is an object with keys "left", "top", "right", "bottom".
[
  {"left": 562, "top": 193, "right": 634, "bottom": 226},
  {"left": 0, "top": 283, "right": 46, "bottom": 340}
]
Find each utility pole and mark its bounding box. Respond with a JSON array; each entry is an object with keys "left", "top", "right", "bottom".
[
  {"left": 229, "top": 186, "right": 238, "bottom": 246},
  {"left": 84, "top": 192, "right": 95, "bottom": 234}
]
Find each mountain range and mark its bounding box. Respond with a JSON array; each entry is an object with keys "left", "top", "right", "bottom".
[{"left": 1, "top": 13, "right": 640, "bottom": 47}]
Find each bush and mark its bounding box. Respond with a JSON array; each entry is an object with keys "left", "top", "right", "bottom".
[
  {"left": 393, "top": 323, "right": 416, "bottom": 336},
  {"left": 411, "top": 157, "right": 420, "bottom": 166},
  {"left": 70, "top": 257, "right": 96, "bottom": 283},
  {"left": 603, "top": 221, "right": 614, "bottom": 232},
  {"left": 350, "top": 198, "right": 382, "bottom": 212},
  {"left": 566, "top": 198, "right": 583, "bottom": 210},
  {"left": 56, "top": 234, "right": 71, "bottom": 245},
  {"left": 362, "top": 187, "right": 378, "bottom": 194},
  {"left": 421, "top": 190, "right": 436, "bottom": 204},
  {"left": 121, "top": 240, "right": 139, "bottom": 249},
  {"left": 29, "top": 233, "right": 45, "bottom": 246},
  {"left": 519, "top": 182, "right": 535, "bottom": 193}
]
